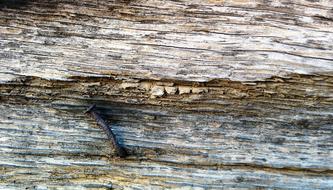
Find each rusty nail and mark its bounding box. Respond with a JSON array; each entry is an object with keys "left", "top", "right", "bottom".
[{"left": 85, "top": 104, "right": 127, "bottom": 158}]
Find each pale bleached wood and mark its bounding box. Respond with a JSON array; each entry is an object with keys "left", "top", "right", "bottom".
[
  {"left": 0, "top": 0, "right": 333, "bottom": 189},
  {"left": 0, "top": 0, "right": 333, "bottom": 82}
]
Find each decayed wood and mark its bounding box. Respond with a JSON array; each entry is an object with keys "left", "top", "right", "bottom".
[
  {"left": 0, "top": 0, "right": 333, "bottom": 83},
  {"left": 0, "top": 0, "right": 333, "bottom": 189},
  {"left": 0, "top": 102, "right": 332, "bottom": 189},
  {"left": 0, "top": 74, "right": 332, "bottom": 189}
]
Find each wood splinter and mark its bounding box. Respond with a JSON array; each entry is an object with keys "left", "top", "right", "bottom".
[{"left": 85, "top": 104, "right": 127, "bottom": 158}]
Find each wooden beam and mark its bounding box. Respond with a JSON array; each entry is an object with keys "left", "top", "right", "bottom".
[
  {"left": 0, "top": 0, "right": 332, "bottom": 83},
  {"left": 0, "top": 0, "right": 333, "bottom": 189}
]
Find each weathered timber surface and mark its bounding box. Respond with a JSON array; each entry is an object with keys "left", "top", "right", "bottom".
[
  {"left": 0, "top": 75, "right": 332, "bottom": 189},
  {"left": 0, "top": 0, "right": 333, "bottom": 189},
  {"left": 0, "top": 100, "right": 332, "bottom": 189},
  {"left": 0, "top": 0, "right": 333, "bottom": 82}
]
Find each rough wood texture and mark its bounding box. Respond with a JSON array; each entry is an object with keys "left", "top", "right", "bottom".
[
  {"left": 0, "top": 0, "right": 333, "bottom": 189},
  {"left": 1, "top": 0, "right": 333, "bottom": 82},
  {"left": 0, "top": 100, "right": 332, "bottom": 189}
]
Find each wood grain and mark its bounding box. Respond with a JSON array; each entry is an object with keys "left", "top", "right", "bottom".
[
  {"left": 0, "top": 0, "right": 333, "bottom": 189},
  {"left": 0, "top": 74, "right": 332, "bottom": 189},
  {"left": 0, "top": 101, "right": 332, "bottom": 189},
  {"left": 0, "top": 0, "right": 333, "bottom": 82}
]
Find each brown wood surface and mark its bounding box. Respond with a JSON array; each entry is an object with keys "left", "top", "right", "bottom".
[{"left": 0, "top": 0, "right": 333, "bottom": 189}]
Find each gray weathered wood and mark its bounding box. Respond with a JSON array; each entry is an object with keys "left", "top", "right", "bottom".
[
  {"left": 0, "top": 0, "right": 333, "bottom": 189},
  {"left": 0, "top": 102, "right": 332, "bottom": 189},
  {"left": 0, "top": 0, "right": 333, "bottom": 83}
]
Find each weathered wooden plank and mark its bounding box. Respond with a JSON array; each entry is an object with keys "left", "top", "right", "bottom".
[
  {"left": 0, "top": 73, "right": 332, "bottom": 168},
  {"left": 1, "top": 158, "right": 332, "bottom": 190},
  {"left": 1, "top": 0, "right": 333, "bottom": 189},
  {"left": 0, "top": 0, "right": 333, "bottom": 82},
  {"left": 0, "top": 102, "right": 332, "bottom": 189},
  {"left": 1, "top": 99, "right": 331, "bottom": 170}
]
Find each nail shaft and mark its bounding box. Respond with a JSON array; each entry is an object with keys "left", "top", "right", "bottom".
[{"left": 85, "top": 105, "right": 127, "bottom": 158}]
